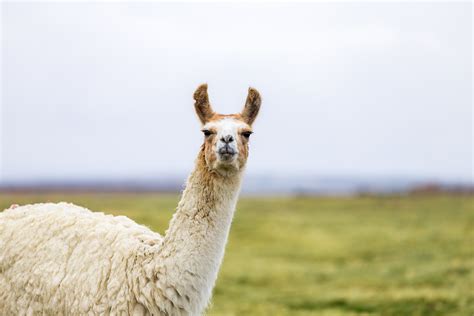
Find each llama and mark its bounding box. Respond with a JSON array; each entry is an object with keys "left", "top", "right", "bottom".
[{"left": 0, "top": 84, "right": 261, "bottom": 315}]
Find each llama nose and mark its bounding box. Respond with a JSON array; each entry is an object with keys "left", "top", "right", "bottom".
[{"left": 221, "top": 135, "right": 234, "bottom": 143}]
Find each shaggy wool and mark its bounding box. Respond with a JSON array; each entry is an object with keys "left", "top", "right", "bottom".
[{"left": 1, "top": 202, "right": 164, "bottom": 314}]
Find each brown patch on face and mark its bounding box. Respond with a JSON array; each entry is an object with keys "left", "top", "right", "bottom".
[
  {"left": 236, "top": 127, "right": 250, "bottom": 169},
  {"left": 207, "top": 113, "right": 243, "bottom": 122},
  {"left": 202, "top": 129, "right": 218, "bottom": 170}
]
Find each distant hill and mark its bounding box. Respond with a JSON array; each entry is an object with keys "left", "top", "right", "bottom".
[{"left": 1, "top": 175, "right": 472, "bottom": 196}]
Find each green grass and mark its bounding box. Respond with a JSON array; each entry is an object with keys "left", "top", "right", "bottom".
[{"left": 1, "top": 193, "right": 473, "bottom": 315}]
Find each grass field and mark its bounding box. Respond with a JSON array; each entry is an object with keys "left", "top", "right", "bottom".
[{"left": 1, "top": 193, "right": 473, "bottom": 315}]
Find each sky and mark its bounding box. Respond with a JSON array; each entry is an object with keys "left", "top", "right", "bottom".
[{"left": 1, "top": 2, "right": 472, "bottom": 183}]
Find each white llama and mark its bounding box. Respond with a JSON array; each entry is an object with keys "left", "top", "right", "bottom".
[{"left": 0, "top": 84, "right": 261, "bottom": 315}]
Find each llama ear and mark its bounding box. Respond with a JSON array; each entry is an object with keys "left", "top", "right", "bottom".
[
  {"left": 241, "top": 87, "right": 261, "bottom": 125},
  {"left": 193, "top": 84, "right": 215, "bottom": 124}
]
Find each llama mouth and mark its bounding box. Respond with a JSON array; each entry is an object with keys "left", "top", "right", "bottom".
[
  {"left": 219, "top": 153, "right": 235, "bottom": 161},
  {"left": 219, "top": 146, "right": 235, "bottom": 154},
  {"left": 218, "top": 147, "right": 236, "bottom": 161}
]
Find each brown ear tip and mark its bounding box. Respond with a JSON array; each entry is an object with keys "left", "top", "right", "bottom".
[
  {"left": 249, "top": 86, "right": 259, "bottom": 93},
  {"left": 247, "top": 87, "right": 261, "bottom": 102},
  {"left": 194, "top": 83, "right": 208, "bottom": 100}
]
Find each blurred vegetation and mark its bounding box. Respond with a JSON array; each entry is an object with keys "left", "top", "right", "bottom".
[{"left": 1, "top": 193, "right": 473, "bottom": 316}]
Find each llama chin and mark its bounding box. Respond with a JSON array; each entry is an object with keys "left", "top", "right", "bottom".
[{"left": 0, "top": 84, "right": 261, "bottom": 315}]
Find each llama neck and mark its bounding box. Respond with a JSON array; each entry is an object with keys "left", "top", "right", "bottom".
[{"left": 149, "top": 149, "right": 243, "bottom": 314}]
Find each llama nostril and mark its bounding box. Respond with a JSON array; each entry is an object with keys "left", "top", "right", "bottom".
[{"left": 221, "top": 135, "right": 234, "bottom": 143}]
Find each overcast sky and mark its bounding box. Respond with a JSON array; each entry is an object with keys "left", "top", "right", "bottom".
[{"left": 1, "top": 2, "right": 472, "bottom": 183}]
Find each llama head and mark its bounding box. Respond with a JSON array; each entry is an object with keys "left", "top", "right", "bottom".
[{"left": 193, "top": 84, "right": 261, "bottom": 176}]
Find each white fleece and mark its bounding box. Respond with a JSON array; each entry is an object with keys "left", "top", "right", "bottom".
[{"left": 0, "top": 202, "right": 162, "bottom": 315}]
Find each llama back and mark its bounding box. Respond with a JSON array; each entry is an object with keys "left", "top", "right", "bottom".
[{"left": 0, "top": 202, "right": 163, "bottom": 314}]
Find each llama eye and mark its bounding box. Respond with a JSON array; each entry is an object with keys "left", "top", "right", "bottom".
[
  {"left": 202, "top": 130, "right": 212, "bottom": 137},
  {"left": 242, "top": 131, "right": 253, "bottom": 139}
]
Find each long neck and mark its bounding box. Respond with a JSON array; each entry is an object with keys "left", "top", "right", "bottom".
[{"left": 146, "top": 149, "right": 243, "bottom": 315}]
